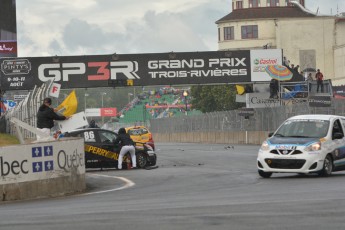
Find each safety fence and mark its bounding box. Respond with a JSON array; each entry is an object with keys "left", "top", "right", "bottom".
[
  {"left": 150, "top": 99, "right": 345, "bottom": 134},
  {"left": 2, "top": 81, "right": 345, "bottom": 144},
  {"left": 0, "top": 80, "right": 53, "bottom": 138}
]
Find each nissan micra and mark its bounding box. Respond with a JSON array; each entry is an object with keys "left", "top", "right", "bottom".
[{"left": 257, "top": 115, "right": 345, "bottom": 178}]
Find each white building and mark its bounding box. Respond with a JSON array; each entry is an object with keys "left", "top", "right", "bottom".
[{"left": 216, "top": 0, "right": 345, "bottom": 85}]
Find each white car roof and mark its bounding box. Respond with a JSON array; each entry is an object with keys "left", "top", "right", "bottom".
[{"left": 288, "top": 114, "right": 345, "bottom": 121}]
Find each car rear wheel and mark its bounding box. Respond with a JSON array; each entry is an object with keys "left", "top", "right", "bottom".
[
  {"left": 258, "top": 170, "right": 272, "bottom": 178},
  {"left": 136, "top": 152, "right": 148, "bottom": 168},
  {"left": 318, "top": 155, "right": 333, "bottom": 177}
]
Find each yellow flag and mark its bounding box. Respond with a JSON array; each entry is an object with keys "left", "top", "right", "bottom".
[
  {"left": 56, "top": 90, "right": 78, "bottom": 116},
  {"left": 236, "top": 85, "right": 245, "bottom": 95}
]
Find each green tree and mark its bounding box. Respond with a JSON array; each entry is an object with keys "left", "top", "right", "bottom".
[{"left": 190, "top": 85, "right": 244, "bottom": 113}]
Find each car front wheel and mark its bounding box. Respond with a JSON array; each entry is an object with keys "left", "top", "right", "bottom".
[
  {"left": 136, "top": 152, "right": 148, "bottom": 168},
  {"left": 258, "top": 170, "right": 272, "bottom": 178},
  {"left": 318, "top": 155, "right": 333, "bottom": 177}
]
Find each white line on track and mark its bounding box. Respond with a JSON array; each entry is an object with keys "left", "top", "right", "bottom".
[{"left": 81, "top": 173, "right": 135, "bottom": 196}]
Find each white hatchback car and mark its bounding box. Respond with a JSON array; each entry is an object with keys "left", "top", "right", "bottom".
[{"left": 257, "top": 114, "right": 345, "bottom": 178}]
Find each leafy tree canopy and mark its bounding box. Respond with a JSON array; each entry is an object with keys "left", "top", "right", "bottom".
[{"left": 190, "top": 85, "right": 244, "bottom": 113}]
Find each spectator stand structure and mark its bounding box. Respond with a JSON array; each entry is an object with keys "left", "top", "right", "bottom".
[
  {"left": 111, "top": 87, "right": 201, "bottom": 129},
  {"left": 267, "top": 62, "right": 333, "bottom": 102}
]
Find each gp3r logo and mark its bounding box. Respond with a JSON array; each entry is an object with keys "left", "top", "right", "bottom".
[{"left": 38, "top": 61, "right": 140, "bottom": 82}]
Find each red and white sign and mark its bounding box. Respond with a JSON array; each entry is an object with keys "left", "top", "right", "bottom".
[
  {"left": 49, "top": 83, "right": 61, "bottom": 98},
  {"left": 0, "top": 41, "right": 17, "bottom": 54},
  {"left": 101, "top": 108, "right": 117, "bottom": 117},
  {"left": 85, "top": 108, "right": 117, "bottom": 117}
]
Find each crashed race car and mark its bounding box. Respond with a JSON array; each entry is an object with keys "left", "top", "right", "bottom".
[{"left": 63, "top": 128, "right": 157, "bottom": 169}]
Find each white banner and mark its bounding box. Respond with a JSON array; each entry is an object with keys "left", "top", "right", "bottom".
[
  {"left": 246, "top": 93, "right": 281, "bottom": 108},
  {"left": 250, "top": 49, "right": 283, "bottom": 82},
  {"left": 85, "top": 108, "right": 101, "bottom": 117},
  {"left": 14, "top": 94, "right": 28, "bottom": 101}
]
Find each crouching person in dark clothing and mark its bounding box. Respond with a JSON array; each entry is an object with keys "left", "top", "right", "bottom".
[
  {"left": 114, "top": 127, "right": 136, "bottom": 169},
  {"left": 36, "top": 98, "right": 68, "bottom": 140}
]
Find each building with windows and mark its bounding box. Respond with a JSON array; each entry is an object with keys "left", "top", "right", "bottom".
[{"left": 216, "top": 0, "right": 345, "bottom": 85}]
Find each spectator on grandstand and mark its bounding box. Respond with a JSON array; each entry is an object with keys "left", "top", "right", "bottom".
[
  {"left": 283, "top": 56, "right": 290, "bottom": 67},
  {"left": 269, "top": 79, "right": 279, "bottom": 99},
  {"left": 315, "top": 69, "right": 324, "bottom": 93},
  {"left": 293, "top": 65, "right": 300, "bottom": 72},
  {"left": 306, "top": 73, "right": 313, "bottom": 91}
]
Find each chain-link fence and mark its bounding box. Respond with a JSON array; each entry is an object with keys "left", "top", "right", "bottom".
[
  {"left": 150, "top": 99, "right": 345, "bottom": 133},
  {"left": 0, "top": 80, "right": 53, "bottom": 138}
]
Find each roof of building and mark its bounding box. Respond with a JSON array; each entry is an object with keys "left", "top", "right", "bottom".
[{"left": 216, "top": 6, "right": 317, "bottom": 24}]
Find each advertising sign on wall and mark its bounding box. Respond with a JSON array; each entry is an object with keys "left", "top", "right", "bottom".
[
  {"left": 0, "top": 41, "right": 17, "bottom": 55},
  {"left": 0, "top": 0, "right": 17, "bottom": 58},
  {"left": 308, "top": 96, "right": 332, "bottom": 107},
  {"left": 250, "top": 49, "right": 283, "bottom": 82},
  {"left": 246, "top": 93, "right": 281, "bottom": 108},
  {"left": 85, "top": 108, "right": 117, "bottom": 117},
  {"left": 85, "top": 108, "right": 101, "bottom": 117},
  {"left": 0, "top": 139, "right": 85, "bottom": 185},
  {"left": 100, "top": 108, "right": 117, "bottom": 117}
]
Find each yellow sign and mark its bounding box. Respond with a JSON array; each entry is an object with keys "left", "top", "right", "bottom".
[{"left": 127, "top": 80, "right": 134, "bottom": 86}]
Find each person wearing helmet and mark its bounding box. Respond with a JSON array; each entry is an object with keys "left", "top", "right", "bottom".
[
  {"left": 114, "top": 127, "right": 136, "bottom": 169},
  {"left": 88, "top": 120, "right": 98, "bottom": 128}
]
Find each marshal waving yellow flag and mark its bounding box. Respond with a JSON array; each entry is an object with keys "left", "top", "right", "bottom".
[{"left": 56, "top": 90, "right": 78, "bottom": 116}]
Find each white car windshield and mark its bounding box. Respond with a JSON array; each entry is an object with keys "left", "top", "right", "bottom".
[{"left": 274, "top": 119, "right": 329, "bottom": 138}]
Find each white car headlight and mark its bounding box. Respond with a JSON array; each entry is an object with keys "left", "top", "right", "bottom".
[
  {"left": 304, "top": 142, "right": 321, "bottom": 152},
  {"left": 260, "top": 141, "right": 270, "bottom": 151}
]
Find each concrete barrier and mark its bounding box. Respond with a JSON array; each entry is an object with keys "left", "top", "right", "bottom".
[
  {"left": 153, "top": 131, "right": 269, "bottom": 145},
  {"left": 0, "top": 138, "right": 86, "bottom": 202}
]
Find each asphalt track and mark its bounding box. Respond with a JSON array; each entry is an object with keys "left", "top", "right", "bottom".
[{"left": 1, "top": 142, "right": 345, "bottom": 230}]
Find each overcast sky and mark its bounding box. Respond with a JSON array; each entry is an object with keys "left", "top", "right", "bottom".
[{"left": 16, "top": 0, "right": 345, "bottom": 57}]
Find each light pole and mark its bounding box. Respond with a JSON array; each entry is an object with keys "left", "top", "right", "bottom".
[
  {"left": 101, "top": 92, "right": 106, "bottom": 108},
  {"left": 128, "top": 93, "right": 133, "bottom": 104},
  {"left": 101, "top": 92, "right": 106, "bottom": 125},
  {"left": 183, "top": 90, "right": 188, "bottom": 115},
  {"left": 84, "top": 93, "right": 89, "bottom": 111}
]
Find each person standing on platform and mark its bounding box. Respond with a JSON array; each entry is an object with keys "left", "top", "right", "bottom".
[{"left": 315, "top": 69, "right": 324, "bottom": 93}]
